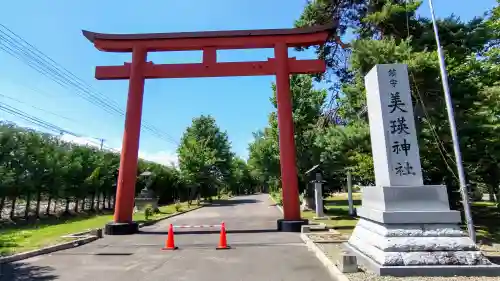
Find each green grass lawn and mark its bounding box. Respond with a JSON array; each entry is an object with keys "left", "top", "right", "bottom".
[
  {"left": 300, "top": 192, "right": 500, "bottom": 242},
  {"left": 0, "top": 201, "right": 199, "bottom": 256},
  {"left": 472, "top": 201, "right": 500, "bottom": 245},
  {"left": 302, "top": 193, "right": 361, "bottom": 235}
]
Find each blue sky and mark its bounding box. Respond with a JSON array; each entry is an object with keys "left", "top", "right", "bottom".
[{"left": 0, "top": 0, "right": 497, "bottom": 166}]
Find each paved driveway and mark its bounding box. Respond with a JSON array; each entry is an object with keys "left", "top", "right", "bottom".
[{"left": 1, "top": 194, "right": 331, "bottom": 281}]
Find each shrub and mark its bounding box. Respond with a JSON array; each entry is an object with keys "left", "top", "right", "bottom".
[
  {"left": 144, "top": 204, "right": 154, "bottom": 220},
  {"left": 174, "top": 200, "right": 182, "bottom": 212}
]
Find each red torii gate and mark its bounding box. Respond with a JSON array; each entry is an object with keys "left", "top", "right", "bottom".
[{"left": 82, "top": 24, "right": 333, "bottom": 235}]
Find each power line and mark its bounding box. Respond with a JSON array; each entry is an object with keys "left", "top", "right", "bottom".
[
  {"left": 0, "top": 100, "right": 80, "bottom": 137},
  {"left": 0, "top": 92, "right": 77, "bottom": 123},
  {"left": 0, "top": 23, "right": 179, "bottom": 145},
  {"left": 0, "top": 91, "right": 118, "bottom": 151},
  {"left": 0, "top": 100, "right": 119, "bottom": 152}
]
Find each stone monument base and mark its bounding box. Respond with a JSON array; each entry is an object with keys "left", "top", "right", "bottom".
[
  {"left": 344, "top": 185, "right": 500, "bottom": 276},
  {"left": 344, "top": 242, "right": 500, "bottom": 276}
]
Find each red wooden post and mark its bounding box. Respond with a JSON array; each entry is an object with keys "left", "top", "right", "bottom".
[
  {"left": 108, "top": 47, "right": 147, "bottom": 233},
  {"left": 274, "top": 43, "right": 301, "bottom": 221}
]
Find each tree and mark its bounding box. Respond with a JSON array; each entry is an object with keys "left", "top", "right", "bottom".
[
  {"left": 246, "top": 1, "right": 500, "bottom": 217},
  {"left": 248, "top": 74, "right": 328, "bottom": 207},
  {"left": 227, "top": 156, "right": 256, "bottom": 195},
  {"left": 292, "top": 0, "right": 500, "bottom": 210},
  {"left": 177, "top": 115, "right": 233, "bottom": 201},
  {"left": 0, "top": 121, "right": 188, "bottom": 221}
]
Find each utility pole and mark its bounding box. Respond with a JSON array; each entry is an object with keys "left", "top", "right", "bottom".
[
  {"left": 99, "top": 138, "right": 104, "bottom": 150},
  {"left": 428, "top": 0, "right": 476, "bottom": 242}
]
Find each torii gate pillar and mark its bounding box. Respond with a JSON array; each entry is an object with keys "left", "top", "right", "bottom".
[{"left": 274, "top": 43, "right": 301, "bottom": 224}]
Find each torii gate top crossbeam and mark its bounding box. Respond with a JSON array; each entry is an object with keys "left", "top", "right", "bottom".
[{"left": 82, "top": 24, "right": 336, "bottom": 52}]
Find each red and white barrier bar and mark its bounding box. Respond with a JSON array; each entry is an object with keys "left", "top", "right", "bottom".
[{"left": 173, "top": 224, "right": 222, "bottom": 229}]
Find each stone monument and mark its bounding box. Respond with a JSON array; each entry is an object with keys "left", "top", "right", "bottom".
[{"left": 344, "top": 64, "right": 500, "bottom": 276}]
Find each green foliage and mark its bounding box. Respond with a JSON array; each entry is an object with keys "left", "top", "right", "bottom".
[
  {"left": 488, "top": 0, "right": 500, "bottom": 37},
  {"left": 177, "top": 115, "right": 257, "bottom": 200},
  {"left": 248, "top": 75, "right": 327, "bottom": 194},
  {"left": 144, "top": 204, "right": 154, "bottom": 220},
  {"left": 0, "top": 122, "right": 184, "bottom": 220},
  {"left": 248, "top": 0, "right": 500, "bottom": 211},
  {"left": 271, "top": 191, "right": 283, "bottom": 206},
  {"left": 174, "top": 199, "right": 182, "bottom": 212}
]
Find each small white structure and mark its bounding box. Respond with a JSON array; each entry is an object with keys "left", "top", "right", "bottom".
[
  {"left": 313, "top": 172, "right": 325, "bottom": 219},
  {"left": 346, "top": 171, "right": 355, "bottom": 216},
  {"left": 305, "top": 164, "right": 327, "bottom": 219},
  {"left": 344, "top": 64, "right": 499, "bottom": 276}
]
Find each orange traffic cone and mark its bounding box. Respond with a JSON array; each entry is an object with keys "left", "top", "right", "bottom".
[
  {"left": 162, "top": 224, "right": 178, "bottom": 250},
  {"left": 216, "top": 222, "right": 230, "bottom": 250}
]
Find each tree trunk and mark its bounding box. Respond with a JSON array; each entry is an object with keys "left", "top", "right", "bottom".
[
  {"left": 485, "top": 166, "right": 500, "bottom": 209},
  {"left": 95, "top": 194, "right": 100, "bottom": 212},
  {"left": 489, "top": 191, "right": 495, "bottom": 202},
  {"left": 101, "top": 194, "right": 106, "bottom": 210},
  {"left": 301, "top": 197, "right": 315, "bottom": 211},
  {"left": 10, "top": 197, "right": 17, "bottom": 219},
  {"left": 107, "top": 194, "right": 112, "bottom": 210},
  {"left": 90, "top": 192, "right": 96, "bottom": 211},
  {"left": 301, "top": 184, "right": 316, "bottom": 211},
  {"left": 81, "top": 198, "right": 86, "bottom": 211},
  {"left": 0, "top": 196, "right": 5, "bottom": 217},
  {"left": 487, "top": 184, "right": 496, "bottom": 202},
  {"left": 65, "top": 198, "right": 70, "bottom": 213},
  {"left": 35, "top": 190, "right": 42, "bottom": 218},
  {"left": 74, "top": 199, "right": 79, "bottom": 212},
  {"left": 46, "top": 197, "right": 52, "bottom": 215},
  {"left": 53, "top": 199, "right": 58, "bottom": 213},
  {"left": 24, "top": 193, "right": 31, "bottom": 219}
]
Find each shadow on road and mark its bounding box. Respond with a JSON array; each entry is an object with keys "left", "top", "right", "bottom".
[
  {"left": 0, "top": 262, "right": 58, "bottom": 281},
  {"left": 138, "top": 228, "right": 277, "bottom": 235},
  {"left": 205, "top": 198, "right": 261, "bottom": 206},
  {"left": 488, "top": 255, "right": 500, "bottom": 265},
  {"left": 83, "top": 241, "right": 302, "bottom": 250}
]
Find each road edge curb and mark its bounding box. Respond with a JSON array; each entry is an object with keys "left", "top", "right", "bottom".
[
  {"left": 268, "top": 194, "right": 284, "bottom": 214},
  {"left": 300, "top": 233, "right": 351, "bottom": 281},
  {"left": 0, "top": 236, "right": 99, "bottom": 264},
  {"left": 0, "top": 205, "right": 205, "bottom": 264},
  {"left": 137, "top": 205, "right": 205, "bottom": 228}
]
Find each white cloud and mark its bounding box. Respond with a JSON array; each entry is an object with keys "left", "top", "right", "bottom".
[
  {"left": 60, "top": 134, "right": 179, "bottom": 168},
  {"left": 0, "top": 123, "right": 179, "bottom": 168},
  {"left": 139, "top": 150, "right": 179, "bottom": 168},
  {"left": 60, "top": 134, "right": 102, "bottom": 148}
]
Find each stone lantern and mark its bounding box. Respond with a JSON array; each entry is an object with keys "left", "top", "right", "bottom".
[{"left": 134, "top": 171, "right": 159, "bottom": 212}]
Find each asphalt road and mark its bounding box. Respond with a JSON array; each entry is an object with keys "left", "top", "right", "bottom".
[{"left": 0, "top": 194, "right": 331, "bottom": 281}]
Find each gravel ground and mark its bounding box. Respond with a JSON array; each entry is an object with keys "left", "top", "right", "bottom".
[
  {"left": 347, "top": 273, "right": 500, "bottom": 281},
  {"left": 315, "top": 241, "right": 500, "bottom": 281},
  {"left": 308, "top": 232, "right": 349, "bottom": 242}
]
